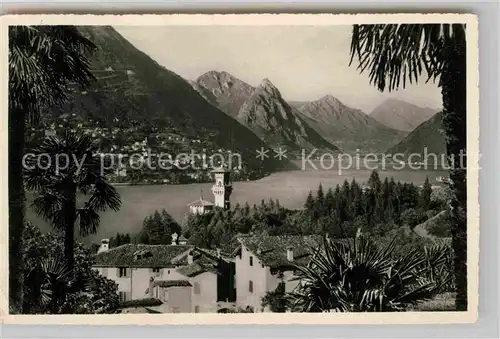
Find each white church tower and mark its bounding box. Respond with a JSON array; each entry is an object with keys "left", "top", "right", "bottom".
[{"left": 211, "top": 167, "right": 233, "bottom": 209}]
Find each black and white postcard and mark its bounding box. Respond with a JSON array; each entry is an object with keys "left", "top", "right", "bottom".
[{"left": 0, "top": 14, "right": 479, "bottom": 324}]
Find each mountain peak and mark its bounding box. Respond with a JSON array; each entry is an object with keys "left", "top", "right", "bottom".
[
  {"left": 257, "top": 78, "right": 281, "bottom": 97},
  {"left": 197, "top": 70, "right": 234, "bottom": 82},
  {"left": 260, "top": 77, "right": 275, "bottom": 88},
  {"left": 319, "top": 94, "right": 342, "bottom": 105}
]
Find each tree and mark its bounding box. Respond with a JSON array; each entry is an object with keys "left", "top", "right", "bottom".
[
  {"left": 304, "top": 191, "right": 315, "bottom": 212},
  {"left": 139, "top": 209, "right": 181, "bottom": 245},
  {"left": 350, "top": 24, "right": 467, "bottom": 309},
  {"left": 291, "top": 235, "right": 446, "bottom": 312},
  {"left": 261, "top": 281, "right": 291, "bottom": 312},
  {"left": 324, "top": 188, "right": 335, "bottom": 214},
  {"left": 401, "top": 208, "right": 427, "bottom": 229},
  {"left": 110, "top": 232, "right": 132, "bottom": 247},
  {"left": 420, "top": 177, "right": 433, "bottom": 211},
  {"left": 368, "top": 170, "right": 382, "bottom": 192},
  {"left": 9, "top": 25, "right": 96, "bottom": 313},
  {"left": 24, "top": 131, "right": 121, "bottom": 275}
]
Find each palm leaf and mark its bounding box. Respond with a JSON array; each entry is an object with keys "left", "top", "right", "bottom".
[{"left": 349, "top": 24, "right": 465, "bottom": 92}]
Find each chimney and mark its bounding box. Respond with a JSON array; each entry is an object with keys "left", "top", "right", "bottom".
[
  {"left": 98, "top": 239, "right": 110, "bottom": 253},
  {"left": 149, "top": 277, "right": 154, "bottom": 298},
  {"left": 286, "top": 246, "right": 294, "bottom": 262},
  {"left": 187, "top": 251, "right": 194, "bottom": 264},
  {"left": 171, "top": 232, "right": 179, "bottom": 245}
]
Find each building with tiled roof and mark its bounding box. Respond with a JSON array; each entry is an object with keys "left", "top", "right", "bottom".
[
  {"left": 93, "top": 238, "right": 236, "bottom": 313},
  {"left": 187, "top": 198, "right": 214, "bottom": 207},
  {"left": 233, "top": 234, "right": 324, "bottom": 313},
  {"left": 187, "top": 197, "right": 214, "bottom": 215},
  {"left": 186, "top": 167, "right": 233, "bottom": 215}
]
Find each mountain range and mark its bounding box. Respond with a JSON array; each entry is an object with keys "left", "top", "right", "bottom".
[
  {"left": 192, "top": 71, "right": 407, "bottom": 153},
  {"left": 192, "top": 71, "right": 339, "bottom": 153},
  {"left": 48, "top": 27, "right": 444, "bottom": 167},
  {"left": 370, "top": 98, "right": 439, "bottom": 132}
]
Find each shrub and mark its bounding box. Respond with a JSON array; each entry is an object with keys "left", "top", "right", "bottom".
[
  {"left": 291, "top": 234, "right": 447, "bottom": 312},
  {"left": 22, "top": 222, "right": 120, "bottom": 314},
  {"left": 261, "top": 282, "right": 291, "bottom": 312},
  {"left": 119, "top": 298, "right": 163, "bottom": 308}
]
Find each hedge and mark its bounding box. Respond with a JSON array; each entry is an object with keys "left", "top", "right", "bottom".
[{"left": 119, "top": 298, "right": 162, "bottom": 308}]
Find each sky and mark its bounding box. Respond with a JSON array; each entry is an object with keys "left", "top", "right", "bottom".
[{"left": 115, "top": 25, "right": 442, "bottom": 113}]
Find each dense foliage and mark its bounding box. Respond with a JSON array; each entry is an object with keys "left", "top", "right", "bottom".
[
  {"left": 261, "top": 282, "right": 291, "bottom": 313},
  {"left": 110, "top": 232, "right": 133, "bottom": 247},
  {"left": 119, "top": 298, "right": 163, "bottom": 308},
  {"left": 23, "top": 222, "right": 119, "bottom": 314},
  {"left": 138, "top": 209, "right": 182, "bottom": 245},
  {"left": 290, "top": 234, "right": 451, "bottom": 312}
]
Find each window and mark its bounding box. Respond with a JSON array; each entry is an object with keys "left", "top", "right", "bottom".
[
  {"left": 249, "top": 280, "right": 253, "bottom": 293},
  {"left": 167, "top": 270, "right": 171, "bottom": 274},
  {"left": 152, "top": 267, "right": 161, "bottom": 276},
  {"left": 118, "top": 267, "right": 128, "bottom": 277},
  {"left": 194, "top": 282, "right": 201, "bottom": 295},
  {"left": 194, "top": 306, "right": 200, "bottom": 313},
  {"left": 249, "top": 256, "right": 253, "bottom": 266}
]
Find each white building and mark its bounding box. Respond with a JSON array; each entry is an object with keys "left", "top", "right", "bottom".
[
  {"left": 186, "top": 168, "right": 233, "bottom": 215},
  {"left": 93, "top": 235, "right": 236, "bottom": 313},
  {"left": 187, "top": 198, "right": 214, "bottom": 215},
  {"left": 211, "top": 168, "right": 233, "bottom": 209},
  {"left": 232, "top": 234, "right": 322, "bottom": 312}
]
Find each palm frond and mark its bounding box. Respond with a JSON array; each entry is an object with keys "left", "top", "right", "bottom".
[
  {"left": 76, "top": 207, "right": 100, "bottom": 236},
  {"left": 349, "top": 24, "right": 465, "bottom": 92},
  {"left": 9, "top": 26, "right": 96, "bottom": 123},
  {"left": 292, "top": 234, "right": 445, "bottom": 312},
  {"left": 31, "top": 190, "right": 65, "bottom": 228},
  {"left": 86, "top": 177, "right": 122, "bottom": 212}
]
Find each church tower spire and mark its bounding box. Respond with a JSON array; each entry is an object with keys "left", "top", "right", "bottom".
[{"left": 211, "top": 167, "right": 232, "bottom": 209}]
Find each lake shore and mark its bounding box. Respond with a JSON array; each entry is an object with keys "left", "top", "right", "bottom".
[{"left": 29, "top": 167, "right": 448, "bottom": 244}]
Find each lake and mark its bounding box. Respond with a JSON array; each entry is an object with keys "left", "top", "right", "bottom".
[{"left": 27, "top": 163, "right": 447, "bottom": 243}]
